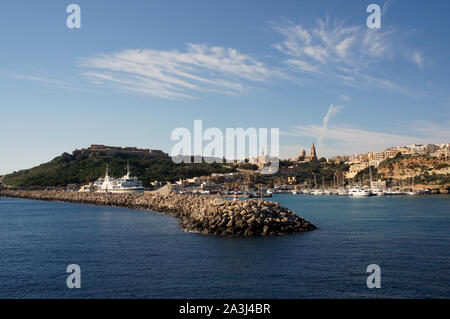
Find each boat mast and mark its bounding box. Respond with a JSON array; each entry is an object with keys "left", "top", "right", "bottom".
[{"left": 105, "top": 165, "right": 109, "bottom": 193}]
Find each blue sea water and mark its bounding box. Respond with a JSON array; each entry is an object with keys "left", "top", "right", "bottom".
[{"left": 0, "top": 194, "right": 449, "bottom": 298}]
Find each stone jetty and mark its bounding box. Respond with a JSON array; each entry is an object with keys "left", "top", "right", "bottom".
[{"left": 0, "top": 189, "right": 316, "bottom": 236}]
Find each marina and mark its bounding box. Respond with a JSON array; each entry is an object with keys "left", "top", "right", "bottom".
[{"left": 287, "top": 187, "right": 431, "bottom": 197}]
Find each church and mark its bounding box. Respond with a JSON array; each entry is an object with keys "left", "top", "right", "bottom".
[{"left": 295, "top": 142, "right": 318, "bottom": 162}]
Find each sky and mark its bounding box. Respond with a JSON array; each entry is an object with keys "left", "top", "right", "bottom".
[{"left": 0, "top": 0, "right": 449, "bottom": 175}]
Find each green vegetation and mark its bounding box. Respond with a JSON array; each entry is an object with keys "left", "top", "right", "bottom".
[
  {"left": 354, "top": 166, "right": 378, "bottom": 181},
  {"left": 239, "top": 163, "right": 259, "bottom": 171},
  {"left": 436, "top": 163, "right": 450, "bottom": 170},
  {"left": 5, "top": 147, "right": 447, "bottom": 189},
  {"left": 2, "top": 150, "right": 236, "bottom": 188},
  {"left": 421, "top": 173, "right": 450, "bottom": 185},
  {"left": 378, "top": 152, "right": 404, "bottom": 167}
]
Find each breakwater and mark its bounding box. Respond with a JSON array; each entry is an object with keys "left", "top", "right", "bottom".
[{"left": 0, "top": 190, "right": 316, "bottom": 236}]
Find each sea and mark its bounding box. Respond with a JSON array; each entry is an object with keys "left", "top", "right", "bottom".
[{"left": 0, "top": 194, "right": 449, "bottom": 298}]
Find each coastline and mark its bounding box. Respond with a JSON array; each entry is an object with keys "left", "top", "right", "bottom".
[{"left": 0, "top": 189, "right": 316, "bottom": 236}]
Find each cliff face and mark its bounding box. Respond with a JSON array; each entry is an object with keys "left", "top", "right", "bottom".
[{"left": 378, "top": 156, "right": 450, "bottom": 179}]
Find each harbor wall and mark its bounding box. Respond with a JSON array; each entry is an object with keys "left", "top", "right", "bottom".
[{"left": 0, "top": 190, "right": 316, "bottom": 236}]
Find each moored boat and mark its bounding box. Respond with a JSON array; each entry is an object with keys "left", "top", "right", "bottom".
[
  {"left": 80, "top": 163, "right": 144, "bottom": 193},
  {"left": 348, "top": 187, "right": 371, "bottom": 197},
  {"left": 372, "top": 188, "right": 386, "bottom": 196}
]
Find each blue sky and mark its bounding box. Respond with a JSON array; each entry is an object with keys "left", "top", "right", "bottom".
[{"left": 0, "top": 0, "right": 449, "bottom": 174}]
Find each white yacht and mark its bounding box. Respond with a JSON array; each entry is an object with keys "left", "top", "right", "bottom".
[
  {"left": 348, "top": 187, "right": 371, "bottom": 197},
  {"left": 372, "top": 188, "right": 386, "bottom": 196},
  {"left": 389, "top": 190, "right": 405, "bottom": 196},
  {"left": 312, "top": 189, "right": 325, "bottom": 195},
  {"left": 95, "top": 164, "right": 144, "bottom": 193}
]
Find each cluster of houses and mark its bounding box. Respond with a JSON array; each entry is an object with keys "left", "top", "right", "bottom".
[
  {"left": 337, "top": 144, "right": 450, "bottom": 179},
  {"left": 334, "top": 144, "right": 449, "bottom": 165}
]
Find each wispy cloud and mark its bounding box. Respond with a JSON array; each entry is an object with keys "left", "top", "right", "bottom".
[
  {"left": 316, "top": 104, "right": 343, "bottom": 147},
  {"left": 282, "top": 116, "right": 449, "bottom": 158},
  {"left": 272, "top": 17, "right": 423, "bottom": 96},
  {"left": 80, "top": 44, "right": 281, "bottom": 99},
  {"left": 322, "top": 104, "right": 342, "bottom": 128},
  {"left": 4, "top": 73, "right": 69, "bottom": 87},
  {"left": 410, "top": 51, "right": 424, "bottom": 70},
  {"left": 382, "top": 0, "right": 393, "bottom": 16}
]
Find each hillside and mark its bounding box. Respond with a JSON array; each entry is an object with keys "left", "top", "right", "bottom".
[
  {"left": 2, "top": 147, "right": 236, "bottom": 188},
  {"left": 377, "top": 154, "right": 450, "bottom": 185}
]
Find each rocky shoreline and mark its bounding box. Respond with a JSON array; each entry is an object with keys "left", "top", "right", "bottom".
[{"left": 0, "top": 190, "right": 316, "bottom": 236}]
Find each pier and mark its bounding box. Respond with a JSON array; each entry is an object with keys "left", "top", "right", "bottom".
[{"left": 0, "top": 189, "right": 316, "bottom": 236}]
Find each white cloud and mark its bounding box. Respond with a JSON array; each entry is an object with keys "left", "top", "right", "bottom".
[
  {"left": 282, "top": 121, "right": 450, "bottom": 158},
  {"left": 273, "top": 18, "right": 390, "bottom": 67},
  {"left": 322, "top": 104, "right": 342, "bottom": 128},
  {"left": 272, "top": 18, "right": 423, "bottom": 95},
  {"left": 80, "top": 44, "right": 279, "bottom": 99},
  {"left": 335, "top": 36, "right": 356, "bottom": 58},
  {"left": 280, "top": 104, "right": 449, "bottom": 159},
  {"left": 412, "top": 121, "right": 450, "bottom": 138},
  {"left": 382, "top": 0, "right": 393, "bottom": 16},
  {"left": 285, "top": 59, "right": 320, "bottom": 73},
  {"left": 4, "top": 73, "right": 69, "bottom": 87},
  {"left": 316, "top": 104, "right": 342, "bottom": 147},
  {"left": 411, "top": 51, "right": 424, "bottom": 70}
]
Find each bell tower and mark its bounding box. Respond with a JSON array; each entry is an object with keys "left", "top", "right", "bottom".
[{"left": 310, "top": 142, "right": 317, "bottom": 160}]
